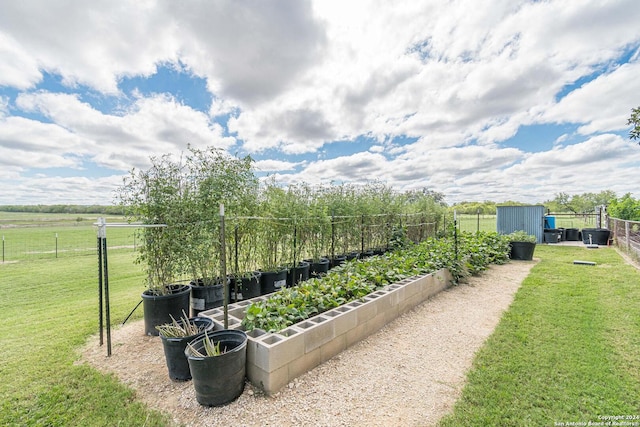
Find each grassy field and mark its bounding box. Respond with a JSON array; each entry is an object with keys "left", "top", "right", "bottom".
[
  {"left": 2, "top": 232, "right": 638, "bottom": 426},
  {"left": 0, "top": 250, "right": 169, "bottom": 426},
  {"left": 0, "top": 213, "right": 136, "bottom": 261},
  {"left": 440, "top": 245, "right": 640, "bottom": 426}
]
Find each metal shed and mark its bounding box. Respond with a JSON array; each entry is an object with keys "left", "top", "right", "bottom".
[{"left": 496, "top": 205, "right": 545, "bottom": 243}]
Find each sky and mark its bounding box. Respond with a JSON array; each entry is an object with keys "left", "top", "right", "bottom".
[{"left": 1, "top": 0, "right": 639, "bottom": 206}]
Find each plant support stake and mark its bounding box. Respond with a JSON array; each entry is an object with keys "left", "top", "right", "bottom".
[
  {"left": 96, "top": 217, "right": 111, "bottom": 356},
  {"left": 220, "top": 204, "right": 228, "bottom": 329},
  {"left": 94, "top": 218, "right": 167, "bottom": 356}
]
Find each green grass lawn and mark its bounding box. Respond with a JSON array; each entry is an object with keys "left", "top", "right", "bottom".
[
  {"left": 0, "top": 251, "right": 170, "bottom": 426},
  {"left": 440, "top": 245, "right": 640, "bottom": 426}
]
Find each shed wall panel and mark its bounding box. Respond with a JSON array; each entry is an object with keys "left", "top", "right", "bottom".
[{"left": 496, "top": 205, "right": 545, "bottom": 243}]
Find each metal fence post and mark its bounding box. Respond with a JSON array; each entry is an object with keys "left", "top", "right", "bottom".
[{"left": 220, "top": 204, "right": 228, "bottom": 329}]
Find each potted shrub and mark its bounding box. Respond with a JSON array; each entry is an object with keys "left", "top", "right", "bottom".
[
  {"left": 181, "top": 146, "right": 259, "bottom": 313},
  {"left": 185, "top": 329, "right": 248, "bottom": 406},
  {"left": 507, "top": 230, "right": 537, "bottom": 260},
  {"left": 117, "top": 154, "right": 191, "bottom": 335},
  {"left": 156, "top": 313, "right": 215, "bottom": 381}
]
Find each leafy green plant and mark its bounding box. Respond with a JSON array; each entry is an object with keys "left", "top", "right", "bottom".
[
  {"left": 186, "top": 331, "right": 227, "bottom": 357},
  {"left": 241, "top": 232, "right": 510, "bottom": 332},
  {"left": 506, "top": 230, "right": 537, "bottom": 243},
  {"left": 155, "top": 311, "right": 206, "bottom": 338},
  {"left": 116, "top": 145, "right": 259, "bottom": 292}
]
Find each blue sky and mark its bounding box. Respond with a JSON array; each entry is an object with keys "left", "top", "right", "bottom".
[{"left": 1, "top": 0, "right": 639, "bottom": 206}]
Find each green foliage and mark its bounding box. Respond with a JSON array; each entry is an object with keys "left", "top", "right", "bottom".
[
  {"left": 628, "top": 106, "right": 640, "bottom": 142},
  {"left": 156, "top": 311, "right": 205, "bottom": 338},
  {"left": 543, "top": 190, "right": 616, "bottom": 214},
  {"left": 116, "top": 145, "right": 258, "bottom": 290},
  {"left": 608, "top": 193, "right": 640, "bottom": 221},
  {"left": 506, "top": 230, "right": 537, "bottom": 243},
  {"left": 186, "top": 331, "right": 226, "bottom": 357},
  {"left": 241, "top": 232, "right": 511, "bottom": 332},
  {"left": 451, "top": 201, "right": 497, "bottom": 215}
]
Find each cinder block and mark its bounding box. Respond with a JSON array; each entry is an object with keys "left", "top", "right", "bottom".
[
  {"left": 228, "top": 306, "right": 246, "bottom": 319},
  {"left": 372, "top": 289, "right": 399, "bottom": 314},
  {"left": 403, "top": 276, "right": 422, "bottom": 297},
  {"left": 331, "top": 306, "right": 358, "bottom": 336},
  {"left": 320, "top": 334, "right": 346, "bottom": 363},
  {"left": 355, "top": 298, "right": 377, "bottom": 324},
  {"left": 288, "top": 347, "right": 321, "bottom": 381},
  {"left": 246, "top": 361, "right": 289, "bottom": 396},
  {"left": 299, "top": 316, "right": 335, "bottom": 353},
  {"left": 252, "top": 327, "right": 305, "bottom": 372},
  {"left": 345, "top": 321, "right": 367, "bottom": 347},
  {"left": 398, "top": 291, "right": 423, "bottom": 314},
  {"left": 365, "top": 311, "right": 387, "bottom": 336}
]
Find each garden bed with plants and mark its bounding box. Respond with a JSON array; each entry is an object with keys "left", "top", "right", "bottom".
[{"left": 202, "top": 232, "right": 511, "bottom": 394}]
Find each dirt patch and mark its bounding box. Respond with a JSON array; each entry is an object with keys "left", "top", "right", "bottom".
[{"left": 80, "top": 261, "right": 537, "bottom": 426}]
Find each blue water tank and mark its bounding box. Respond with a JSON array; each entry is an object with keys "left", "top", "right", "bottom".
[{"left": 544, "top": 216, "right": 556, "bottom": 229}]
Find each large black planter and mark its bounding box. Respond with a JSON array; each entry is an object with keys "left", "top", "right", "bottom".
[
  {"left": 582, "top": 228, "right": 610, "bottom": 245},
  {"left": 190, "top": 280, "right": 229, "bottom": 316},
  {"left": 346, "top": 252, "right": 360, "bottom": 261},
  {"left": 330, "top": 254, "right": 347, "bottom": 269},
  {"left": 287, "top": 261, "right": 310, "bottom": 287},
  {"left": 159, "top": 317, "right": 215, "bottom": 381},
  {"left": 185, "top": 330, "right": 247, "bottom": 407},
  {"left": 141, "top": 284, "right": 191, "bottom": 336},
  {"left": 360, "top": 250, "right": 375, "bottom": 259},
  {"left": 544, "top": 229, "right": 560, "bottom": 243},
  {"left": 260, "top": 269, "right": 287, "bottom": 294},
  {"left": 235, "top": 272, "right": 261, "bottom": 301},
  {"left": 509, "top": 241, "right": 536, "bottom": 261},
  {"left": 565, "top": 228, "right": 580, "bottom": 241},
  {"left": 308, "top": 258, "right": 330, "bottom": 278}
]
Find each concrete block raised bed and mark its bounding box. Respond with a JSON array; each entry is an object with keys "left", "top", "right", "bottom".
[{"left": 201, "top": 268, "right": 453, "bottom": 395}]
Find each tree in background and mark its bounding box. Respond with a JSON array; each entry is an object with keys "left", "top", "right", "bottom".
[
  {"left": 608, "top": 193, "right": 640, "bottom": 221},
  {"left": 544, "top": 191, "right": 616, "bottom": 213},
  {"left": 628, "top": 106, "right": 640, "bottom": 143}
]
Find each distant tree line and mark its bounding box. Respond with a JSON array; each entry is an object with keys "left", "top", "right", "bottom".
[{"left": 0, "top": 205, "right": 124, "bottom": 215}]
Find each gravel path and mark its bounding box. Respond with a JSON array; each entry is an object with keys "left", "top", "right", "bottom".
[{"left": 81, "top": 260, "right": 536, "bottom": 426}]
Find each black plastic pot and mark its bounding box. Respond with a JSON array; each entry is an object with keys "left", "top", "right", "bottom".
[
  {"left": 159, "top": 317, "right": 215, "bottom": 381},
  {"left": 141, "top": 284, "right": 191, "bottom": 336},
  {"left": 330, "top": 254, "right": 347, "bottom": 269},
  {"left": 565, "top": 228, "right": 580, "bottom": 241},
  {"left": 185, "top": 330, "right": 247, "bottom": 407},
  {"left": 287, "top": 261, "right": 310, "bottom": 287},
  {"left": 360, "top": 250, "right": 375, "bottom": 259},
  {"left": 346, "top": 252, "right": 360, "bottom": 261},
  {"left": 190, "top": 280, "right": 229, "bottom": 316},
  {"left": 260, "top": 269, "right": 287, "bottom": 294},
  {"left": 235, "top": 272, "right": 261, "bottom": 301},
  {"left": 581, "top": 228, "right": 610, "bottom": 245},
  {"left": 308, "top": 258, "right": 330, "bottom": 278},
  {"left": 544, "top": 228, "right": 560, "bottom": 243},
  {"left": 509, "top": 241, "right": 536, "bottom": 261}
]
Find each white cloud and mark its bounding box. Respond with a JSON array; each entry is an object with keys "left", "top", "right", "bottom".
[
  {"left": 9, "top": 91, "right": 235, "bottom": 171},
  {"left": 540, "top": 61, "right": 640, "bottom": 134},
  {"left": 253, "top": 159, "right": 303, "bottom": 173},
  {"left": 1, "top": 0, "right": 640, "bottom": 205}
]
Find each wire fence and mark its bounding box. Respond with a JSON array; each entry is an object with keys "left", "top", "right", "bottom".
[
  {"left": 0, "top": 212, "right": 444, "bottom": 264},
  {"left": 0, "top": 222, "right": 137, "bottom": 262},
  {"left": 609, "top": 217, "right": 640, "bottom": 262}
]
